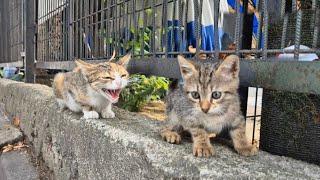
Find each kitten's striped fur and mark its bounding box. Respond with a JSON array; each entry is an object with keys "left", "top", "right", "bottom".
[{"left": 162, "top": 55, "right": 258, "bottom": 157}]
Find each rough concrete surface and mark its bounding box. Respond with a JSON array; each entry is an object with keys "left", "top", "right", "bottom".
[
  {"left": 0, "top": 125, "right": 23, "bottom": 148},
  {"left": 0, "top": 79, "right": 320, "bottom": 180},
  {"left": 0, "top": 150, "right": 39, "bottom": 180},
  {"left": 0, "top": 103, "right": 23, "bottom": 148}
]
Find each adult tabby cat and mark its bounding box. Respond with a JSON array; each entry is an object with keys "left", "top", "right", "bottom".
[
  {"left": 161, "top": 55, "right": 258, "bottom": 157},
  {"left": 53, "top": 54, "right": 131, "bottom": 119}
]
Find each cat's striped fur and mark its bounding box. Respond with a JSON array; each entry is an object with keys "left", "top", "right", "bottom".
[
  {"left": 53, "top": 54, "right": 131, "bottom": 119},
  {"left": 161, "top": 55, "right": 258, "bottom": 157}
]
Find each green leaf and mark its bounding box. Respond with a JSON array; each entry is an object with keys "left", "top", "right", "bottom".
[
  {"left": 145, "top": 8, "right": 152, "bottom": 16},
  {"left": 119, "top": 74, "right": 170, "bottom": 112}
]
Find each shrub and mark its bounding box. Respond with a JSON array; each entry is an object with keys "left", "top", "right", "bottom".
[{"left": 119, "top": 74, "right": 169, "bottom": 112}]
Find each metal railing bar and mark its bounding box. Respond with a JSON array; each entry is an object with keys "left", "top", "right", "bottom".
[
  {"left": 163, "top": 0, "right": 168, "bottom": 57},
  {"left": 38, "top": 3, "right": 68, "bottom": 21},
  {"left": 294, "top": 10, "right": 302, "bottom": 60},
  {"left": 214, "top": 0, "right": 219, "bottom": 58},
  {"left": 262, "top": 0, "right": 268, "bottom": 60}
]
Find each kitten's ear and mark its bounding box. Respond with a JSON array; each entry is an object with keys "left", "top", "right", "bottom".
[
  {"left": 117, "top": 53, "right": 131, "bottom": 68},
  {"left": 75, "top": 59, "right": 95, "bottom": 74},
  {"left": 177, "top": 55, "right": 196, "bottom": 79},
  {"left": 215, "top": 55, "right": 240, "bottom": 80},
  {"left": 107, "top": 50, "right": 116, "bottom": 62}
]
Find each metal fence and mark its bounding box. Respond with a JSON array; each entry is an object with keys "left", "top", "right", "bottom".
[
  {"left": 34, "top": 0, "right": 320, "bottom": 94},
  {"left": 0, "top": 0, "right": 320, "bottom": 145},
  {"left": 0, "top": 0, "right": 25, "bottom": 67}
]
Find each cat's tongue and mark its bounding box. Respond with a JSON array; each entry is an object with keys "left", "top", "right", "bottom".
[
  {"left": 102, "top": 88, "right": 121, "bottom": 101},
  {"left": 102, "top": 88, "right": 121, "bottom": 100}
]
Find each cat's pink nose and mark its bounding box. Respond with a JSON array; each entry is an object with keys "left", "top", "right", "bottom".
[{"left": 200, "top": 101, "right": 210, "bottom": 113}]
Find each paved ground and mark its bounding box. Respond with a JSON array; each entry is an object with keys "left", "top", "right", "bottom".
[
  {"left": 0, "top": 150, "right": 39, "bottom": 180},
  {"left": 0, "top": 104, "right": 39, "bottom": 180}
]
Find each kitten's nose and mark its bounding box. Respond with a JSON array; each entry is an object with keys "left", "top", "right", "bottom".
[
  {"left": 201, "top": 107, "right": 209, "bottom": 113},
  {"left": 200, "top": 101, "right": 211, "bottom": 113}
]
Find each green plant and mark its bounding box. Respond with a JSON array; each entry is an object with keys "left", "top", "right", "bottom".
[
  {"left": 99, "top": 9, "right": 170, "bottom": 111},
  {"left": 119, "top": 74, "right": 169, "bottom": 112}
]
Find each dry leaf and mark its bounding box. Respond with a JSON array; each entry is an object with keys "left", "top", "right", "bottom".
[
  {"left": 2, "top": 142, "right": 28, "bottom": 153},
  {"left": 2, "top": 144, "right": 14, "bottom": 153},
  {"left": 12, "top": 117, "right": 20, "bottom": 127},
  {"left": 3, "top": 124, "right": 11, "bottom": 129},
  {"left": 13, "top": 142, "right": 28, "bottom": 150}
]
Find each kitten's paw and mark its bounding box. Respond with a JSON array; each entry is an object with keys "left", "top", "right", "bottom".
[
  {"left": 161, "top": 131, "right": 181, "bottom": 144},
  {"left": 193, "top": 143, "right": 215, "bottom": 157},
  {"left": 58, "top": 107, "right": 67, "bottom": 113},
  {"left": 236, "top": 145, "right": 258, "bottom": 156},
  {"left": 101, "top": 110, "right": 115, "bottom": 119},
  {"left": 56, "top": 99, "right": 66, "bottom": 111},
  {"left": 83, "top": 111, "right": 99, "bottom": 119}
]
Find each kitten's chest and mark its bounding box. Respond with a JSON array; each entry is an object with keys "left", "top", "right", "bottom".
[
  {"left": 88, "top": 88, "right": 109, "bottom": 108},
  {"left": 200, "top": 114, "right": 229, "bottom": 134},
  {"left": 179, "top": 112, "right": 229, "bottom": 134}
]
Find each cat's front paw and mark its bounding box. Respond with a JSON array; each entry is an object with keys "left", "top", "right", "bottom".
[
  {"left": 83, "top": 111, "right": 99, "bottom": 119},
  {"left": 193, "top": 142, "right": 215, "bottom": 157},
  {"left": 236, "top": 144, "right": 258, "bottom": 156},
  {"left": 101, "top": 110, "right": 115, "bottom": 119},
  {"left": 161, "top": 131, "right": 181, "bottom": 144}
]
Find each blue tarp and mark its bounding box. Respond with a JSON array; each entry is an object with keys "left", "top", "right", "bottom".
[{"left": 167, "top": 0, "right": 264, "bottom": 53}]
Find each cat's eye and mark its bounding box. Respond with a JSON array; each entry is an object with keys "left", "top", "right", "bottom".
[
  {"left": 102, "top": 77, "right": 114, "bottom": 80},
  {"left": 121, "top": 74, "right": 127, "bottom": 78},
  {"left": 190, "top": 91, "right": 200, "bottom": 99},
  {"left": 212, "top": 91, "right": 222, "bottom": 99}
]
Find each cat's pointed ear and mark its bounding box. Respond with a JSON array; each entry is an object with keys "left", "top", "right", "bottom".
[
  {"left": 117, "top": 53, "right": 131, "bottom": 68},
  {"left": 177, "top": 55, "right": 196, "bottom": 79},
  {"left": 75, "top": 59, "right": 95, "bottom": 74},
  {"left": 107, "top": 50, "right": 116, "bottom": 62},
  {"left": 215, "top": 55, "right": 240, "bottom": 80}
]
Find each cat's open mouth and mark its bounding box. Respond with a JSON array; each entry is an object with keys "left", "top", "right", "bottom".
[{"left": 101, "top": 88, "right": 121, "bottom": 100}]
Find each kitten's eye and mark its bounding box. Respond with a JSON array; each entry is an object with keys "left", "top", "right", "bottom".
[
  {"left": 102, "top": 77, "right": 114, "bottom": 80},
  {"left": 190, "top": 91, "right": 200, "bottom": 99},
  {"left": 121, "top": 74, "right": 127, "bottom": 78},
  {"left": 212, "top": 91, "right": 222, "bottom": 99}
]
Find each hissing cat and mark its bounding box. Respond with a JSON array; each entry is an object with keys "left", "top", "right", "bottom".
[
  {"left": 52, "top": 54, "right": 131, "bottom": 119},
  {"left": 161, "top": 55, "right": 258, "bottom": 157}
]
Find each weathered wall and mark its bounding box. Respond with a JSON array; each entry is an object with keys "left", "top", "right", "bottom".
[{"left": 0, "top": 79, "right": 319, "bottom": 180}]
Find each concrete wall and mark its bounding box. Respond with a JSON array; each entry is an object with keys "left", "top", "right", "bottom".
[{"left": 0, "top": 79, "right": 319, "bottom": 179}]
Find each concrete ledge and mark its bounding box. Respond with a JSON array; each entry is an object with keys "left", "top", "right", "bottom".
[{"left": 0, "top": 79, "right": 319, "bottom": 179}]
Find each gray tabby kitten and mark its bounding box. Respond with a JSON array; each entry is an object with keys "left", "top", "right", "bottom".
[{"left": 161, "top": 55, "right": 258, "bottom": 157}]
